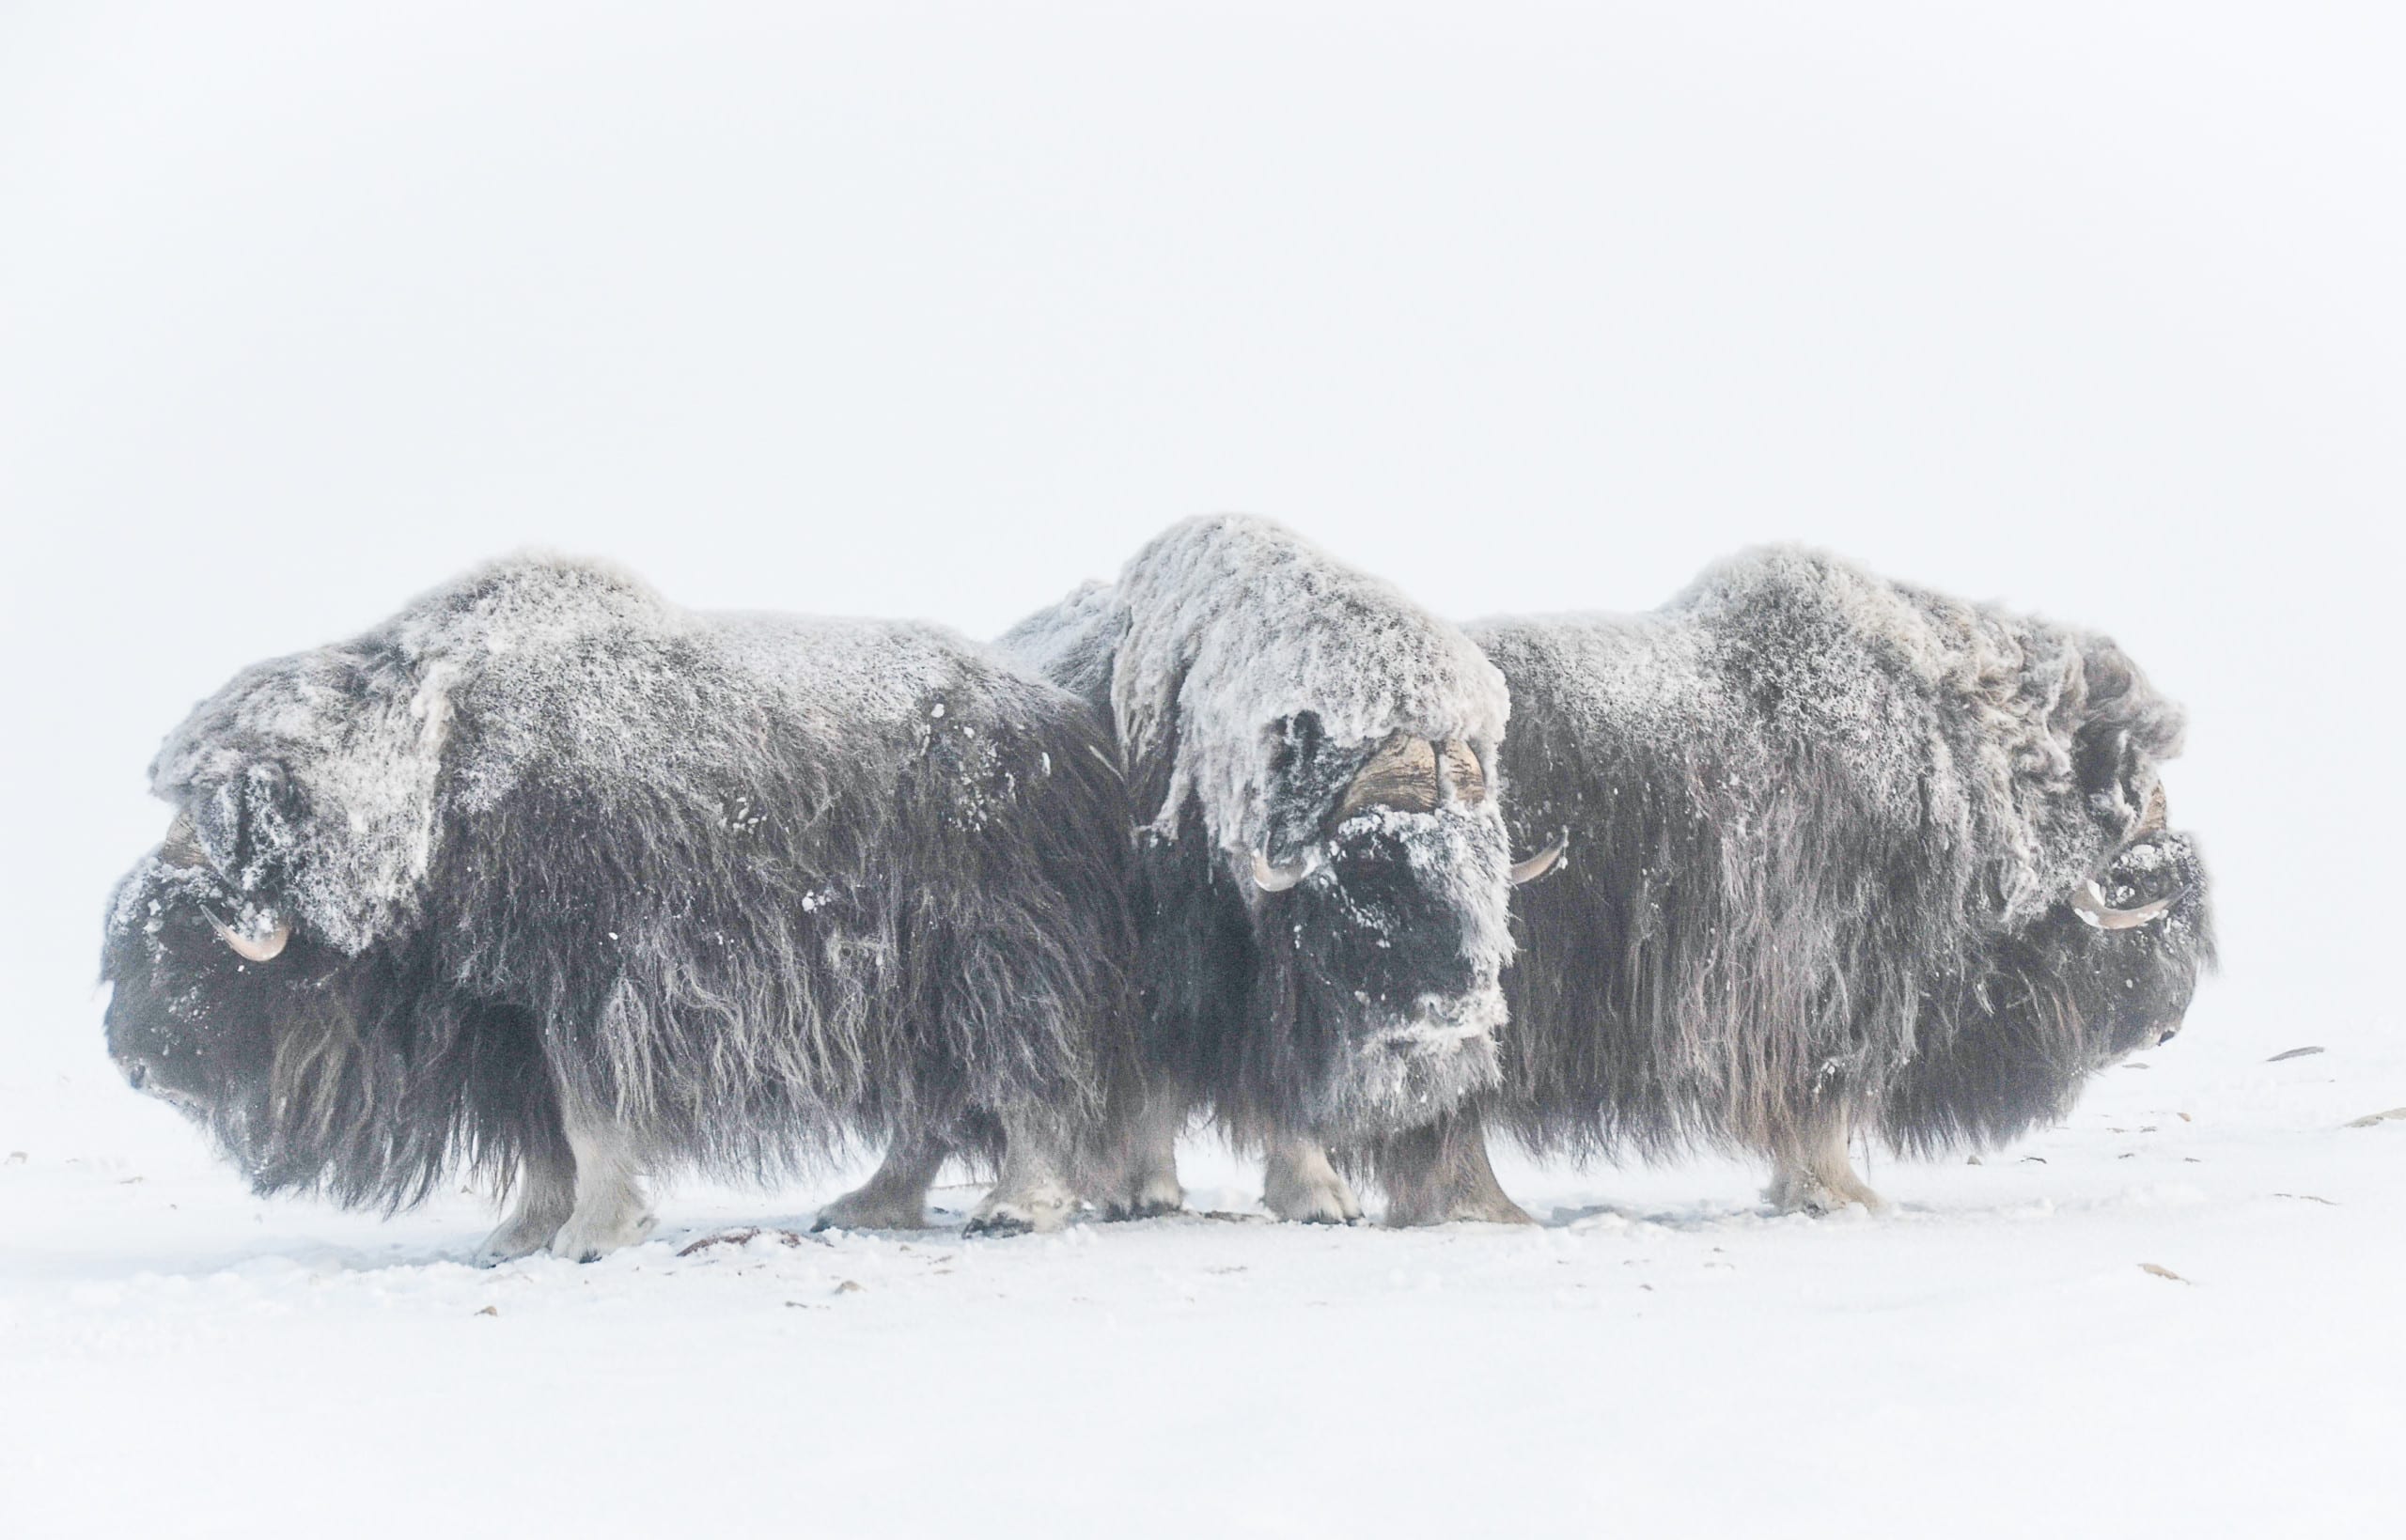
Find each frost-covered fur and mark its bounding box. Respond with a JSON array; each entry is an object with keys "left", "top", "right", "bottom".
[
  {"left": 1448, "top": 547, "right": 2212, "bottom": 1206},
  {"left": 998, "top": 516, "right": 1524, "bottom": 1213},
  {"left": 101, "top": 556, "right": 1136, "bottom": 1250}
]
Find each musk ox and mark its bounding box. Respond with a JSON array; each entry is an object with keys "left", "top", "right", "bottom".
[
  {"left": 998, "top": 515, "right": 1561, "bottom": 1224},
  {"left": 101, "top": 555, "right": 1137, "bottom": 1258},
  {"left": 1382, "top": 547, "right": 2213, "bottom": 1216}
]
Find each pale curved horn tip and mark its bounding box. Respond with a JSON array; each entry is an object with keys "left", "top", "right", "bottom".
[
  {"left": 1510, "top": 840, "right": 1568, "bottom": 886},
  {"left": 208, "top": 912, "right": 291, "bottom": 962},
  {"left": 2070, "top": 879, "right": 2179, "bottom": 931},
  {"left": 1252, "top": 852, "right": 1310, "bottom": 893}
]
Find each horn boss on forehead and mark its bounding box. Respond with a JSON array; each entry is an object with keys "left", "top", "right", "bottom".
[
  {"left": 1338, "top": 733, "right": 1439, "bottom": 817},
  {"left": 1440, "top": 741, "right": 1486, "bottom": 805}
]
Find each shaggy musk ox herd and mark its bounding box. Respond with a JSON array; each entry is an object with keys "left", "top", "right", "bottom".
[{"left": 102, "top": 517, "right": 2213, "bottom": 1257}]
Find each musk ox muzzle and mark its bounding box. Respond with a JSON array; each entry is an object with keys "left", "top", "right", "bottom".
[{"left": 1234, "top": 730, "right": 1521, "bottom": 1139}]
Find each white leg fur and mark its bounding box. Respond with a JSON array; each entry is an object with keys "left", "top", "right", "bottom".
[
  {"left": 966, "top": 1110, "right": 1079, "bottom": 1237},
  {"left": 475, "top": 1148, "right": 577, "bottom": 1265},
  {"left": 1262, "top": 1135, "right": 1364, "bottom": 1224},
  {"left": 1767, "top": 1117, "right": 1888, "bottom": 1215},
  {"left": 1105, "top": 1080, "right": 1187, "bottom": 1220},
  {"left": 548, "top": 1115, "right": 659, "bottom": 1261},
  {"left": 814, "top": 1140, "right": 949, "bottom": 1231}
]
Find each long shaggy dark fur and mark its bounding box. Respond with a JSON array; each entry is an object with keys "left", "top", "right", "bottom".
[
  {"left": 1471, "top": 547, "right": 2213, "bottom": 1164},
  {"left": 999, "top": 516, "right": 1518, "bottom": 1143},
  {"left": 102, "top": 556, "right": 1137, "bottom": 1209}
]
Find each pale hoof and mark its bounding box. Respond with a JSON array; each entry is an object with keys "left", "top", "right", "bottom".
[
  {"left": 1264, "top": 1165, "right": 1364, "bottom": 1225},
  {"left": 1767, "top": 1169, "right": 1887, "bottom": 1217},
  {"left": 547, "top": 1206, "right": 658, "bottom": 1263},
  {"left": 1102, "top": 1168, "right": 1186, "bottom": 1222},
  {"left": 966, "top": 1180, "right": 1074, "bottom": 1237},
  {"left": 474, "top": 1209, "right": 568, "bottom": 1267},
  {"left": 1430, "top": 1196, "right": 1537, "bottom": 1226},
  {"left": 810, "top": 1190, "right": 930, "bottom": 1233}
]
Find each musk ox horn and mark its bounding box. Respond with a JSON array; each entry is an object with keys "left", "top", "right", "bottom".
[
  {"left": 1251, "top": 851, "right": 1314, "bottom": 893},
  {"left": 2070, "top": 879, "right": 2179, "bottom": 931},
  {"left": 207, "top": 911, "right": 291, "bottom": 962},
  {"left": 160, "top": 811, "right": 211, "bottom": 870},
  {"left": 1509, "top": 840, "right": 1566, "bottom": 886}
]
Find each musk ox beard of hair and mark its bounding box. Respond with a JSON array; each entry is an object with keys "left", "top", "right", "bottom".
[
  {"left": 100, "top": 555, "right": 1138, "bottom": 1234},
  {"left": 999, "top": 516, "right": 1522, "bottom": 1158},
  {"left": 1463, "top": 547, "right": 2213, "bottom": 1195}
]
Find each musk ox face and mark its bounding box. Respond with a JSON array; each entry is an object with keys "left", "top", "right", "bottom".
[
  {"left": 2031, "top": 784, "right": 2211, "bottom": 1055},
  {"left": 1222, "top": 717, "right": 1533, "bottom": 1137},
  {"left": 102, "top": 809, "right": 545, "bottom": 1206},
  {"left": 1887, "top": 791, "right": 2214, "bottom": 1153},
  {"left": 2076, "top": 826, "right": 2211, "bottom": 1051},
  {"left": 104, "top": 815, "right": 352, "bottom": 1178}
]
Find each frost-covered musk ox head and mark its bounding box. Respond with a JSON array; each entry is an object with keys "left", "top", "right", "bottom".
[
  {"left": 1471, "top": 547, "right": 2212, "bottom": 1162},
  {"left": 101, "top": 555, "right": 1135, "bottom": 1207},
  {"left": 1001, "top": 516, "right": 1543, "bottom": 1142}
]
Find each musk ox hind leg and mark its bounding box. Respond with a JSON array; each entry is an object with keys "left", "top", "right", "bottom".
[
  {"left": 813, "top": 1138, "right": 951, "bottom": 1232},
  {"left": 548, "top": 1113, "right": 661, "bottom": 1263},
  {"left": 965, "top": 1107, "right": 1080, "bottom": 1237},
  {"left": 1261, "top": 1133, "right": 1366, "bottom": 1224},
  {"left": 1374, "top": 1110, "right": 1534, "bottom": 1227},
  {"left": 1765, "top": 1113, "right": 1888, "bottom": 1217}
]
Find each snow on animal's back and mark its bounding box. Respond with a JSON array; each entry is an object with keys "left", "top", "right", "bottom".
[
  {"left": 1466, "top": 609, "right": 1725, "bottom": 753},
  {"left": 376, "top": 555, "right": 1040, "bottom": 815},
  {"left": 1473, "top": 545, "right": 2147, "bottom": 838}
]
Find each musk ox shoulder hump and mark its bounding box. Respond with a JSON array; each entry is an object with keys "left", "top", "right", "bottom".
[{"left": 996, "top": 579, "right": 1125, "bottom": 715}]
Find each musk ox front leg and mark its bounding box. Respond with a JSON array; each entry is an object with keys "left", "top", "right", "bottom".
[
  {"left": 548, "top": 1113, "right": 660, "bottom": 1262},
  {"left": 1375, "top": 1110, "right": 1534, "bottom": 1226},
  {"left": 965, "top": 1108, "right": 1079, "bottom": 1237},
  {"left": 1260, "top": 1133, "right": 1364, "bottom": 1224},
  {"left": 1100, "top": 1074, "right": 1188, "bottom": 1221},
  {"left": 1765, "top": 1115, "right": 1888, "bottom": 1216},
  {"left": 813, "top": 1138, "right": 950, "bottom": 1232},
  {"left": 476, "top": 1134, "right": 578, "bottom": 1266}
]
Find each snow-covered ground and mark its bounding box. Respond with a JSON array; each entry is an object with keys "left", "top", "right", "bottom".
[
  {"left": 8, "top": 4, "right": 2404, "bottom": 1536},
  {"left": 5, "top": 1004, "right": 2398, "bottom": 1539}
]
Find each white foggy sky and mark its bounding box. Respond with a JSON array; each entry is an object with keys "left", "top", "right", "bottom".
[{"left": 4, "top": 3, "right": 2400, "bottom": 1073}]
